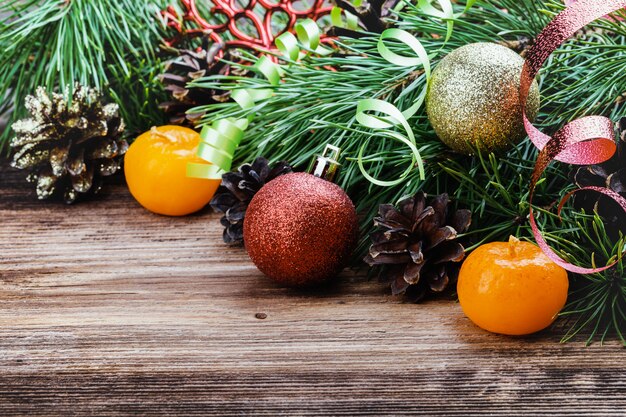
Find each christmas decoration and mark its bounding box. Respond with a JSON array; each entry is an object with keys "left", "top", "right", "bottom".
[
  {"left": 457, "top": 236, "right": 569, "bottom": 336},
  {"left": 426, "top": 42, "right": 541, "bottom": 154},
  {"left": 162, "top": 0, "right": 333, "bottom": 55},
  {"left": 571, "top": 117, "right": 626, "bottom": 239},
  {"left": 0, "top": 0, "right": 168, "bottom": 153},
  {"left": 159, "top": 38, "right": 237, "bottom": 125},
  {"left": 210, "top": 157, "right": 293, "bottom": 245},
  {"left": 564, "top": 0, "right": 624, "bottom": 20},
  {"left": 158, "top": 0, "right": 388, "bottom": 127},
  {"left": 158, "top": 0, "right": 363, "bottom": 127},
  {"left": 124, "top": 125, "right": 220, "bottom": 216},
  {"left": 520, "top": 0, "right": 626, "bottom": 277},
  {"left": 364, "top": 192, "right": 471, "bottom": 302},
  {"left": 10, "top": 85, "right": 127, "bottom": 204},
  {"left": 244, "top": 146, "right": 358, "bottom": 286}
]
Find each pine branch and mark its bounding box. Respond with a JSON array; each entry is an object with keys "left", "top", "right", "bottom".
[
  {"left": 559, "top": 218, "right": 626, "bottom": 346},
  {"left": 0, "top": 0, "right": 170, "bottom": 154},
  {"left": 187, "top": 0, "right": 557, "bottom": 240},
  {"left": 189, "top": 0, "right": 625, "bottom": 243}
]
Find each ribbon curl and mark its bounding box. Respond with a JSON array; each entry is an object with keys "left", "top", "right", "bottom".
[
  {"left": 354, "top": 1, "right": 475, "bottom": 186},
  {"left": 331, "top": 6, "right": 359, "bottom": 32},
  {"left": 354, "top": 28, "right": 430, "bottom": 186},
  {"left": 522, "top": 0, "right": 626, "bottom": 273},
  {"left": 416, "top": 0, "right": 477, "bottom": 41}
]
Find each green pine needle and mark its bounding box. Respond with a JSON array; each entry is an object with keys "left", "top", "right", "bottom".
[
  {"left": 0, "top": 0, "right": 170, "bottom": 153},
  {"left": 559, "top": 217, "right": 626, "bottom": 346}
]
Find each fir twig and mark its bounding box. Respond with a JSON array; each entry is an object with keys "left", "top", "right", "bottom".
[{"left": 0, "top": 0, "right": 170, "bottom": 153}]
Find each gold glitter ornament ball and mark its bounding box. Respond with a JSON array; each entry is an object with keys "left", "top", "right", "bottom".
[
  {"left": 426, "top": 42, "right": 540, "bottom": 154},
  {"left": 244, "top": 172, "right": 359, "bottom": 286}
]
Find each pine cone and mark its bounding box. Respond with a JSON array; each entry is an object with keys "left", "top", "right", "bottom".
[
  {"left": 210, "top": 157, "right": 293, "bottom": 245},
  {"left": 159, "top": 37, "right": 240, "bottom": 125},
  {"left": 571, "top": 117, "right": 626, "bottom": 239},
  {"left": 365, "top": 192, "right": 472, "bottom": 302},
  {"left": 10, "top": 85, "right": 127, "bottom": 204}
]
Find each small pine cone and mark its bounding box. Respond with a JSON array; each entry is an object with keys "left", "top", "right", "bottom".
[
  {"left": 365, "top": 192, "right": 472, "bottom": 302},
  {"left": 571, "top": 117, "right": 626, "bottom": 239},
  {"left": 210, "top": 157, "right": 293, "bottom": 245},
  {"left": 10, "top": 85, "right": 127, "bottom": 204},
  {"left": 159, "top": 37, "right": 244, "bottom": 125}
]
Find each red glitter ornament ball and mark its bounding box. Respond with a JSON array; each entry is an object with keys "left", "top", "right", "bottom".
[{"left": 244, "top": 172, "right": 358, "bottom": 286}]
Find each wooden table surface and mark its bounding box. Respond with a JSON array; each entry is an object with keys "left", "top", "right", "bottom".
[{"left": 1, "top": 164, "right": 625, "bottom": 416}]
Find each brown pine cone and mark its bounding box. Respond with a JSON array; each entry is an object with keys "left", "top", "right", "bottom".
[
  {"left": 159, "top": 36, "right": 240, "bottom": 125},
  {"left": 365, "top": 192, "right": 472, "bottom": 302}
]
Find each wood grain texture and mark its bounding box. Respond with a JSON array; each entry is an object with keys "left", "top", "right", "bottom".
[{"left": 0, "top": 164, "right": 625, "bottom": 416}]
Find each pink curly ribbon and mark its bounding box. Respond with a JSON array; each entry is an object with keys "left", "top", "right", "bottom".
[
  {"left": 564, "top": 0, "right": 624, "bottom": 20},
  {"left": 522, "top": 0, "right": 626, "bottom": 274}
]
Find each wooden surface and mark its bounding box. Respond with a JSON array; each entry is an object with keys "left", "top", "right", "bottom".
[{"left": 1, "top": 164, "right": 625, "bottom": 416}]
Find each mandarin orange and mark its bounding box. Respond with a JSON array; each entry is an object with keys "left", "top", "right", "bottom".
[
  {"left": 457, "top": 236, "right": 569, "bottom": 336},
  {"left": 124, "top": 125, "right": 220, "bottom": 216}
]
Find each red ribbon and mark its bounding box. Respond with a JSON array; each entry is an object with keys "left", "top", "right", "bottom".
[{"left": 522, "top": 0, "right": 626, "bottom": 273}]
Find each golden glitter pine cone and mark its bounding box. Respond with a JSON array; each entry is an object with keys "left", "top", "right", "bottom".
[{"left": 10, "top": 85, "right": 127, "bottom": 203}]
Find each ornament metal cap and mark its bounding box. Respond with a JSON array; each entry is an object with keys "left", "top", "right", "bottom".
[{"left": 308, "top": 144, "right": 342, "bottom": 183}]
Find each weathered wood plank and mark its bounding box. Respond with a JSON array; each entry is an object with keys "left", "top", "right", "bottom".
[{"left": 0, "top": 164, "right": 624, "bottom": 416}]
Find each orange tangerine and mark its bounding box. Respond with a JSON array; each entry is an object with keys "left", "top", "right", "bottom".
[
  {"left": 124, "top": 125, "right": 219, "bottom": 216},
  {"left": 457, "top": 236, "right": 569, "bottom": 336}
]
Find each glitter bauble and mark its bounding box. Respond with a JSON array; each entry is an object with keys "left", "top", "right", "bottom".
[
  {"left": 426, "top": 42, "right": 540, "bottom": 154},
  {"left": 244, "top": 172, "right": 358, "bottom": 286}
]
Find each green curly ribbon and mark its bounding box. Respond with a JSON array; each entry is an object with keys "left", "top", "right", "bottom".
[
  {"left": 417, "top": 0, "right": 477, "bottom": 42},
  {"left": 354, "top": 1, "right": 475, "bottom": 187},
  {"left": 187, "top": 18, "right": 326, "bottom": 180},
  {"left": 331, "top": 7, "right": 359, "bottom": 31},
  {"left": 354, "top": 29, "right": 430, "bottom": 187},
  {"left": 186, "top": 57, "right": 277, "bottom": 179}
]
